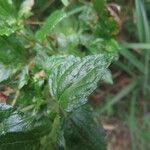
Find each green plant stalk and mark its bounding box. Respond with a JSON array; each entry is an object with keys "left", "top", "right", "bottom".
[{"left": 11, "top": 90, "right": 20, "bottom": 106}]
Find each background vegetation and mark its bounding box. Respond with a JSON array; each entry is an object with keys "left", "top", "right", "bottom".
[{"left": 0, "top": 0, "right": 150, "bottom": 150}]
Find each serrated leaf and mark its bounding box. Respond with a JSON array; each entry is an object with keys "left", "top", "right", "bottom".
[
  {"left": 35, "top": 10, "right": 66, "bottom": 40},
  {"left": 102, "top": 69, "right": 113, "bottom": 84},
  {"left": 64, "top": 105, "right": 106, "bottom": 150},
  {"left": 0, "top": 103, "right": 51, "bottom": 150},
  {"left": 45, "top": 54, "right": 113, "bottom": 112}
]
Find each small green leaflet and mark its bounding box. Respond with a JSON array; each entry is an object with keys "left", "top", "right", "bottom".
[
  {"left": 35, "top": 10, "right": 66, "bottom": 40},
  {"left": 46, "top": 54, "right": 113, "bottom": 112}
]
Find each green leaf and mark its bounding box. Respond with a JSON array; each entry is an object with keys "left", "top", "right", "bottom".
[
  {"left": 35, "top": 10, "right": 66, "bottom": 40},
  {"left": 92, "top": 0, "right": 107, "bottom": 17},
  {"left": 92, "top": 0, "right": 119, "bottom": 38},
  {"left": 18, "top": 66, "right": 29, "bottom": 89},
  {"left": 87, "top": 38, "right": 120, "bottom": 54},
  {"left": 102, "top": 69, "right": 113, "bottom": 84},
  {"left": 0, "top": 36, "right": 28, "bottom": 67},
  {"left": 0, "top": 103, "right": 51, "bottom": 150},
  {"left": 64, "top": 105, "right": 106, "bottom": 150},
  {"left": 61, "top": 0, "right": 69, "bottom": 6},
  {"left": 0, "top": 0, "right": 20, "bottom": 36},
  {"left": 44, "top": 54, "right": 113, "bottom": 112},
  {"left": 19, "top": 0, "right": 34, "bottom": 18}
]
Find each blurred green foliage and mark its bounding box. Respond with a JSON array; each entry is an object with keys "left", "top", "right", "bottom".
[{"left": 0, "top": 0, "right": 149, "bottom": 150}]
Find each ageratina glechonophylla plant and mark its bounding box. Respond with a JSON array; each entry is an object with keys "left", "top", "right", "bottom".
[{"left": 0, "top": 0, "right": 120, "bottom": 149}]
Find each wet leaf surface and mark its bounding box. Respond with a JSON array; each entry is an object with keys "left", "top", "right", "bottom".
[{"left": 0, "top": 103, "right": 52, "bottom": 150}]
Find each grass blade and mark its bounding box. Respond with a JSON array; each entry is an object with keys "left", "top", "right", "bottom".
[
  {"left": 135, "top": 0, "right": 150, "bottom": 95},
  {"left": 123, "top": 43, "right": 150, "bottom": 50},
  {"left": 100, "top": 81, "right": 137, "bottom": 113},
  {"left": 120, "top": 47, "right": 145, "bottom": 73}
]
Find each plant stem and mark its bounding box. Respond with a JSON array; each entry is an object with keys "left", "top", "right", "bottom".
[{"left": 11, "top": 90, "right": 20, "bottom": 106}]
